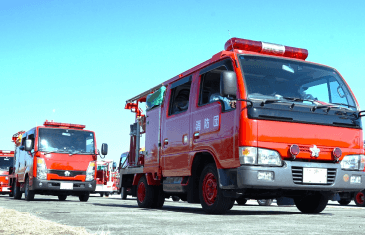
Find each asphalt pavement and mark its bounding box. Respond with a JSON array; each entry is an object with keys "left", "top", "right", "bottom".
[{"left": 0, "top": 194, "right": 364, "bottom": 235}]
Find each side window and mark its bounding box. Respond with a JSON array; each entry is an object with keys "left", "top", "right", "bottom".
[
  {"left": 27, "top": 134, "right": 35, "bottom": 150},
  {"left": 199, "top": 66, "right": 235, "bottom": 111},
  {"left": 21, "top": 135, "right": 27, "bottom": 147},
  {"left": 168, "top": 77, "right": 192, "bottom": 116}
]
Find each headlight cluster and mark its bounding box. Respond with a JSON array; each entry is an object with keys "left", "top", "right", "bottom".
[
  {"left": 341, "top": 155, "right": 365, "bottom": 171},
  {"left": 86, "top": 161, "right": 95, "bottom": 181},
  {"left": 37, "top": 157, "right": 48, "bottom": 180},
  {"left": 239, "top": 147, "right": 282, "bottom": 166}
]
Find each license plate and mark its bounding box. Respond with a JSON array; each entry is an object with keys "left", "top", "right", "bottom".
[
  {"left": 2, "top": 187, "right": 9, "bottom": 192},
  {"left": 303, "top": 168, "right": 327, "bottom": 184},
  {"left": 60, "top": 183, "right": 73, "bottom": 190}
]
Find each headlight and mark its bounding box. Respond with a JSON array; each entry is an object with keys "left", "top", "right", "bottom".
[
  {"left": 239, "top": 147, "right": 282, "bottom": 166},
  {"left": 86, "top": 161, "right": 95, "bottom": 181},
  {"left": 37, "top": 157, "right": 48, "bottom": 180},
  {"left": 341, "top": 155, "right": 365, "bottom": 171}
]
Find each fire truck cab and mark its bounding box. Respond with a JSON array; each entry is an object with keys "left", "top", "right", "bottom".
[
  {"left": 0, "top": 150, "right": 14, "bottom": 195},
  {"left": 9, "top": 120, "right": 108, "bottom": 202},
  {"left": 94, "top": 160, "right": 115, "bottom": 196},
  {"left": 119, "top": 38, "right": 365, "bottom": 214}
]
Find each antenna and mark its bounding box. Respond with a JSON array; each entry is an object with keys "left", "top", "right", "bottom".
[{"left": 228, "top": 30, "right": 234, "bottom": 51}]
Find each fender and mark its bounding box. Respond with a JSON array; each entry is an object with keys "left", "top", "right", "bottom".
[{"left": 132, "top": 173, "right": 161, "bottom": 186}]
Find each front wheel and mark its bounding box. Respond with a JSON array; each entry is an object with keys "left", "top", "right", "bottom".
[
  {"left": 199, "top": 164, "right": 233, "bottom": 214},
  {"left": 257, "top": 199, "right": 273, "bottom": 206},
  {"left": 79, "top": 193, "right": 90, "bottom": 202},
  {"left": 13, "top": 181, "right": 22, "bottom": 200},
  {"left": 294, "top": 193, "right": 328, "bottom": 213},
  {"left": 338, "top": 199, "right": 351, "bottom": 206},
  {"left": 172, "top": 196, "right": 180, "bottom": 202},
  {"left": 58, "top": 195, "right": 67, "bottom": 201},
  {"left": 354, "top": 190, "right": 365, "bottom": 207},
  {"left": 24, "top": 177, "right": 35, "bottom": 201},
  {"left": 236, "top": 198, "right": 247, "bottom": 205},
  {"left": 100, "top": 193, "right": 104, "bottom": 197},
  {"left": 121, "top": 187, "right": 127, "bottom": 200}
]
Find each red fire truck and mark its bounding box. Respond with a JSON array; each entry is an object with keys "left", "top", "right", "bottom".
[
  {"left": 0, "top": 150, "right": 14, "bottom": 195},
  {"left": 118, "top": 37, "right": 365, "bottom": 214},
  {"left": 94, "top": 160, "right": 115, "bottom": 197},
  {"left": 9, "top": 120, "right": 108, "bottom": 201}
]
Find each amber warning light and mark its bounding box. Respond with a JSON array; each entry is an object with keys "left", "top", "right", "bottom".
[{"left": 225, "top": 37, "right": 308, "bottom": 60}]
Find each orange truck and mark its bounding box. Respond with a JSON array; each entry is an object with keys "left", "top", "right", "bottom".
[
  {"left": 9, "top": 120, "right": 108, "bottom": 201},
  {"left": 0, "top": 150, "right": 14, "bottom": 195},
  {"left": 118, "top": 37, "right": 365, "bottom": 214}
]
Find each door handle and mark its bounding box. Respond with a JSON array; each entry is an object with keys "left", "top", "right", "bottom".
[
  {"left": 164, "top": 139, "right": 168, "bottom": 147},
  {"left": 193, "top": 132, "right": 200, "bottom": 139}
]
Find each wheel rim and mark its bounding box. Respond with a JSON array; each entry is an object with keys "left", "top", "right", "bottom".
[
  {"left": 202, "top": 172, "right": 217, "bottom": 206},
  {"left": 356, "top": 192, "right": 365, "bottom": 204},
  {"left": 137, "top": 182, "right": 146, "bottom": 203}
]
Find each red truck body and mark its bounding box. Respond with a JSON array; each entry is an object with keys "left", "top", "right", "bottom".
[
  {"left": 9, "top": 120, "right": 104, "bottom": 202},
  {"left": 0, "top": 151, "right": 14, "bottom": 195},
  {"left": 94, "top": 160, "right": 115, "bottom": 196},
  {"left": 118, "top": 37, "right": 365, "bottom": 214}
]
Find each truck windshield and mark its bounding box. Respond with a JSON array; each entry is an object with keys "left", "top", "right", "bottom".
[
  {"left": 38, "top": 128, "right": 95, "bottom": 154},
  {"left": 0, "top": 157, "right": 13, "bottom": 171},
  {"left": 239, "top": 55, "right": 357, "bottom": 111}
]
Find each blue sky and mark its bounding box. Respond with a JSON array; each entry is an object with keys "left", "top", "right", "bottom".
[{"left": 1, "top": 0, "right": 365, "bottom": 164}]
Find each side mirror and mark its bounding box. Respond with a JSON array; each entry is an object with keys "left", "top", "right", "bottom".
[
  {"left": 25, "top": 139, "right": 33, "bottom": 151},
  {"left": 220, "top": 71, "right": 237, "bottom": 97},
  {"left": 101, "top": 143, "right": 108, "bottom": 156},
  {"left": 9, "top": 166, "right": 13, "bottom": 175}
]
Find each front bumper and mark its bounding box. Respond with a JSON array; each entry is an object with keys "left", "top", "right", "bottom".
[
  {"left": 219, "top": 160, "right": 365, "bottom": 192},
  {"left": 31, "top": 177, "right": 96, "bottom": 192}
]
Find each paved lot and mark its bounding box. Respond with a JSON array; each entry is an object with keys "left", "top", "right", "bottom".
[{"left": 0, "top": 194, "right": 364, "bottom": 235}]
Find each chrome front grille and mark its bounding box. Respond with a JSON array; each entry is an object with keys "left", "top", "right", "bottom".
[{"left": 291, "top": 167, "right": 336, "bottom": 185}]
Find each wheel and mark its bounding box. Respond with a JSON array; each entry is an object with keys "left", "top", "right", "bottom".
[
  {"left": 151, "top": 186, "right": 165, "bottom": 209},
  {"left": 136, "top": 176, "right": 155, "bottom": 208},
  {"left": 100, "top": 193, "right": 104, "bottom": 197},
  {"left": 24, "top": 177, "right": 35, "bottom": 201},
  {"left": 338, "top": 199, "right": 351, "bottom": 206},
  {"left": 105, "top": 193, "right": 110, "bottom": 197},
  {"left": 354, "top": 190, "right": 365, "bottom": 207},
  {"left": 236, "top": 198, "right": 247, "bottom": 205},
  {"left": 172, "top": 196, "right": 180, "bottom": 202},
  {"left": 79, "top": 193, "right": 90, "bottom": 202},
  {"left": 9, "top": 186, "right": 14, "bottom": 197},
  {"left": 58, "top": 195, "right": 67, "bottom": 201},
  {"left": 13, "top": 181, "right": 22, "bottom": 200},
  {"left": 121, "top": 187, "right": 127, "bottom": 199},
  {"left": 294, "top": 193, "right": 328, "bottom": 213},
  {"left": 257, "top": 199, "right": 273, "bottom": 206},
  {"left": 199, "top": 164, "right": 233, "bottom": 214}
]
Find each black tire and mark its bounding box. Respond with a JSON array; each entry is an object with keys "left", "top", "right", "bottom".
[
  {"left": 338, "top": 199, "right": 351, "bottom": 206},
  {"left": 236, "top": 198, "right": 247, "bottom": 205},
  {"left": 100, "top": 193, "right": 104, "bottom": 197},
  {"left": 354, "top": 190, "right": 365, "bottom": 207},
  {"left": 13, "top": 181, "right": 22, "bottom": 200},
  {"left": 172, "top": 196, "right": 180, "bottom": 202},
  {"left": 9, "top": 187, "right": 14, "bottom": 197},
  {"left": 199, "top": 164, "right": 233, "bottom": 214},
  {"left": 121, "top": 187, "right": 127, "bottom": 200},
  {"left": 105, "top": 193, "right": 110, "bottom": 197},
  {"left": 257, "top": 199, "right": 273, "bottom": 206},
  {"left": 136, "top": 176, "right": 155, "bottom": 208},
  {"left": 58, "top": 195, "right": 67, "bottom": 201},
  {"left": 227, "top": 199, "right": 235, "bottom": 210},
  {"left": 24, "top": 177, "right": 35, "bottom": 201},
  {"left": 79, "top": 193, "right": 90, "bottom": 202},
  {"left": 151, "top": 186, "right": 165, "bottom": 209},
  {"left": 294, "top": 193, "right": 328, "bottom": 213}
]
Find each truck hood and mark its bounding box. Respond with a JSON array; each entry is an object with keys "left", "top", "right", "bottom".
[
  {"left": 41, "top": 153, "right": 94, "bottom": 171},
  {"left": 257, "top": 120, "right": 362, "bottom": 161}
]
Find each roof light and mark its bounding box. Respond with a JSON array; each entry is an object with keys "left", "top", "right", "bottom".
[
  {"left": 224, "top": 37, "right": 308, "bottom": 60},
  {"left": 0, "top": 150, "right": 14, "bottom": 154},
  {"left": 43, "top": 120, "right": 85, "bottom": 129}
]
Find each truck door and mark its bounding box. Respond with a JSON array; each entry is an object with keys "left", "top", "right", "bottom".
[
  {"left": 191, "top": 61, "right": 237, "bottom": 168},
  {"left": 17, "top": 134, "right": 27, "bottom": 182},
  {"left": 161, "top": 76, "right": 192, "bottom": 176}
]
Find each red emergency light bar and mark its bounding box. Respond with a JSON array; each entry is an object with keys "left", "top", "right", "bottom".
[
  {"left": 0, "top": 150, "right": 14, "bottom": 155},
  {"left": 224, "top": 38, "right": 308, "bottom": 60},
  {"left": 43, "top": 120, "right": 85, "bottom": 129}
]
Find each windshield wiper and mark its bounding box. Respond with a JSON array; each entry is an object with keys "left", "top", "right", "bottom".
[{"left": 329, "top": 102, "right": 356, "bottom": 109}]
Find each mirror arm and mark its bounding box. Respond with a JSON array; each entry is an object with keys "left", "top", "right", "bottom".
[{"left": 237, "top": 99, "right": 253, "bottom": 107}]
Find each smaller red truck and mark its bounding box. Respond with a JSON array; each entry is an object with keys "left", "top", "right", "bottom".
[
  {"left": 94, "top": 160, "right": 115, "bottom": 197},
  {"left": 0, "top": 150, "right": 14, "bottom": 196}
]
